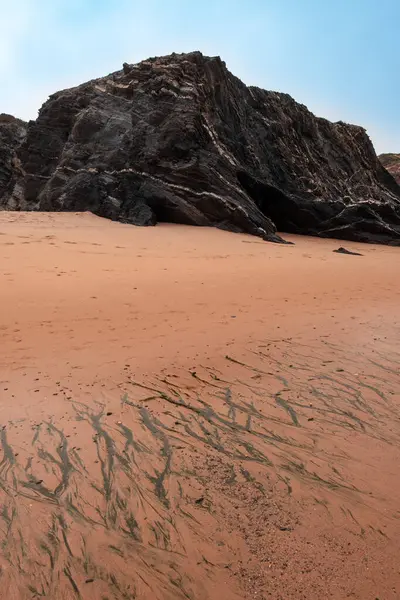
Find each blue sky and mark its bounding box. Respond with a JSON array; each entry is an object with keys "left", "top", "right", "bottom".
[{"left": 1, "top": 0, "right": 399, "bottom": 153}]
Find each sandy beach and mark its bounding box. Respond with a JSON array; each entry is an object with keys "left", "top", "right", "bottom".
[{"left": 0, "top": 211, "right": 399, "bottom": 599}]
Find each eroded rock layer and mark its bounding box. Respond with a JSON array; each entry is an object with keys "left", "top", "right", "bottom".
[
  {"left": 2, "top": 52, "right": 400, "bottom": 244},
  {"left": 379, "top": 153, "right": 400, "bottom": 185},
  {"left": 0, "top": 114, "right": 26, "bottom": 201}
]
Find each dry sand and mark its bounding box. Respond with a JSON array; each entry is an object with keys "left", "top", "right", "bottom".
[{"left": 0, "top": 211, "right": 399, "bottom": 600}]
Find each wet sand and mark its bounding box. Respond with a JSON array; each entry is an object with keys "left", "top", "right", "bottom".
[{"left": 0, "top": 211, "right": 399, "bottom": 600}]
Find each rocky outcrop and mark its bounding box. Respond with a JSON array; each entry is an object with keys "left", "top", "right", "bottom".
[
  {"left": 2, "top": 51, "right": 400, "bottom": 244},
  {"left": 379, "top": 154, "right": 400, "bottom": 185},
  {"left": 0, "top": 114, "right": 26, "bottom": 201}
]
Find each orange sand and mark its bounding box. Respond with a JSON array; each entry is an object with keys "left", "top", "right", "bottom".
[{"left": 0, "top": 211, "right": 399, "bottom": 599}]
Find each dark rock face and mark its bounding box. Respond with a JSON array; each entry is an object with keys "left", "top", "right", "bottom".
[
  {"left": 0, "top": 114, "right": 27, "bottom": 202},
  {"left": 333, "top": 247, "right": 363, "bottom": 256},
  {"left": 379, "top": 154, "right": 400, "bottom": 185},
  {"left": 2, "top": 51, "right": 400, "bottom": 245}
]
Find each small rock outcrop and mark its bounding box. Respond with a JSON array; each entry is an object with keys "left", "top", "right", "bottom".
[
  {"left": 1, "top": 52, "right": 400, "bottom": 244},
  {"left": 379, "top": 154, "right": 400, "bottom": 185},
  {"left": 333, "top": 247, "right": 363, "bottom": 256},
  {"left": 0, "top": 114, "right": 27, "bottom": 201}
]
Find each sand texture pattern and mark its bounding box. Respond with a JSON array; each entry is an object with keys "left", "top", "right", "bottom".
[{"left": 0, "top": 212, "right": 399, "bottom": 599}]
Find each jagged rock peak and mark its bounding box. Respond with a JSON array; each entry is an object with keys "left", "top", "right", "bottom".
[{"left": 1, "top": 51, "right": 400, "bottom": 245}]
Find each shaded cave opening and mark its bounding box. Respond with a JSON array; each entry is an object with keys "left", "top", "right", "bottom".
[
  {"left": 237, "top": 170, "right": 309, "bottom": 233},
  {"left": 237, "top": 171, "right": 299, "bottom": 233}
]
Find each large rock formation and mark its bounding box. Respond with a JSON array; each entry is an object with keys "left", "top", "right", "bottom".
[
  {"left": 2, "top": 51, "right": 400, "bottom": 244},
  {"left": 0, "top": 114, "right": 26, "bottom": 201},
  {"left": 379, "top": 154, "right": 400, "bottom": 185}
]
